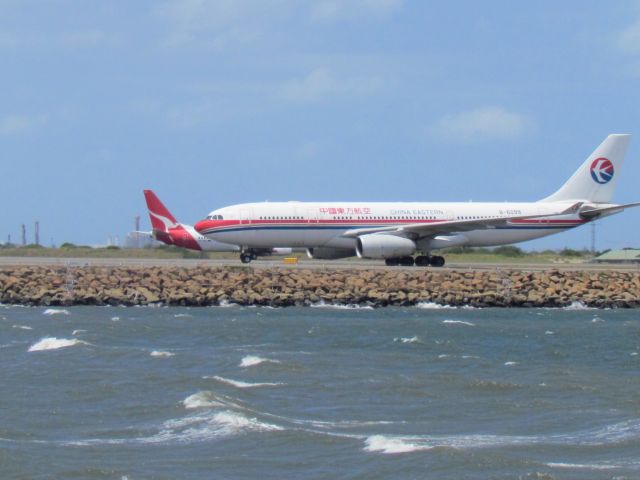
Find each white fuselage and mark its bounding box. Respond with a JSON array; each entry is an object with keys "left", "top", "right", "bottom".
[{"left": 197, "top": 201, "right": 590, "bottom": 251}]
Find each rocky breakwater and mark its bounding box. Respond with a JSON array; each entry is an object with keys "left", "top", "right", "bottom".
[{"left": 1, "top": 265, "right": 639, "bottom": 308}]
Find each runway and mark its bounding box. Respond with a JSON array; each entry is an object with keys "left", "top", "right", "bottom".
[{"left": 0, "top": 255, "right": 637, "bottom": 272}]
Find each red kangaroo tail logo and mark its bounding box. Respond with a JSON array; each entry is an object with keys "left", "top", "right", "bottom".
[{"left": 143, "top": 190, "right": 179, "bottom": 232}]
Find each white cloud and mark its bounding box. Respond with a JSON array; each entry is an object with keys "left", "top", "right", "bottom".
[
  {"left": 0, "top": 114, "right": 46, "bottom": 136},
  {"left": 155, "top": 0, "right": 293, "bottom": 49},
  {"left": 0, "top": 29, "right": 110, "bottom": 50},
  {"left": 310, "top": 0, "right": 403, "bottom": 22},
  {"left": 59, "top": 30, "right": 107, "bottom": 48},
  {"left": 618, "top": 19, "right": 640, "bottom": 54},
  {"left": 297, "top": 141, "right": 319, "bottom": 159},
  {"left": 430, "top": 106, "right": 534, "bottom": 142},
  {"left": 279, "top": 68, "right": 382, "bottom": 102}
]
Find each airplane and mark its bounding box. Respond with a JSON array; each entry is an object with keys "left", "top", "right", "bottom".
[
  {"left": 194, "top": 134, "right": 640, "bottom": 266},
  {"left": 143, "top": 190, "right": 293, "bottom": 257}
]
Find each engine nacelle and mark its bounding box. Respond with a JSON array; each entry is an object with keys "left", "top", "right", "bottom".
[
  {"left": 307, "top": 247, "right": 355, "bottom": 260},
  {"left": 356, "top": 234, "right": 416, "bottom": 259}
]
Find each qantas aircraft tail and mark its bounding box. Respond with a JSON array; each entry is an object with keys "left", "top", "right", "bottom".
[
  {"left": 540, "top": 134, "right": 630, "bottom": 203},
  {"left": 143, "top": 190, "right": 179, "bottom": 232}
]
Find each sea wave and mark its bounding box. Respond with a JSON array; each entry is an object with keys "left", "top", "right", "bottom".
[
  {"left": 207, "top": 375, "right": 283, "bottom": 388},
  {"left": 28, "top": 337, "right": 88, "bottom": 352},
  {"left": 150, "top": 350, "right": 175, "bottom": 358},
  {"left": 546, "top": 462, "right": 619, "bottom": 470},
  {"left": 363, "top": 419, "right": 640, "bottom": 454},
  {"left": 310, "top": 301, "right": 373, "bottom": 310},
  {"left": 442, "top": 320, "right": 475, "bottom": 327},
  {"left": 182, "top": 391, "right": 227, "bottom": 410},
  {"left": 562, "top": 301, "right": 594, "bottom": 311},
  {"left": 393, "top": 335, "right": 422, "bottom": 344},
  {"left": 217, "top": 300, "right": 239, "bottom": 308},
  {"left": 12, "top": 324, "right": 32, "bottom": 330},
  {"left": 416, "top": 302, "right": 478, "bottom": 310},
  {"left": 42, "top": 308, "right": 70, "bottom": 316},
  {"left": 239, "top": 355, "right": 281, "bottom": 368},
  {"left": 364, "top": 435, "right": 433, "bottom": 454},
  {"left": 142, "top": 410, "right": 283, "bottom": 444}
]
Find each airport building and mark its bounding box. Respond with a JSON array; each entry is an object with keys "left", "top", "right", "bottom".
[{"left": 592, "top": 249, "right": 640, "bottom": 264}]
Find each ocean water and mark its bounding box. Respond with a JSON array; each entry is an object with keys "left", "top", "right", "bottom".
[{"left": 1, "top": 304, "right": 639, "bottom": 480}]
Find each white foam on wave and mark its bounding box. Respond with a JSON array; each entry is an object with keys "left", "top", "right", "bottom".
[
  {"left": 148, "top": 410, "right": 282, "bottom": 444},
  {"left": 442, "top": 320, "right": 475, "bottom": 327},
  {"left": 28, "top": 337, "right": 87, "bottom": 352},
  {"left": 239, "top": 355, "right": 280, "bottom": 368},
  {"left": 217, "top": 300, "right": 238, "bottom": 308},
  {"left": 12, "top": 324, "right": 32, "bottom": 330},
  {"left": 563, "top": 301, "right": 593, "bottom": 310},
  {"left": 151, "top": 350, "right": 175, "bottom": 358},
  {"left": 546, "top": 462, "right": 619, "bottom": 470},
  {"left": 174, "top": 313, "right": 192, "bottom": 318},
  {"left": 72, "top": 406, "right": 284, "bottom": 446},
  {"left": 310, "top": 301, "right": 373, "bottom": 310},
  {"left": 111, "top": 316, "right": 120, "bottom": 321},
  {"left": 364, "top": 435, "right": 433, "bottom": 454},
  {"left": 208, "top": 375, "right": 283, "bottom": 388},
  {"left": 42, "top": 308, "right": 70, "bottom": 316},
  {"left": 72, "top": 329, "right": 86, "bottom": 336},
  {"left": 394, "top": 335, "right": 422, "bottom": 344},
  {"left": 504, "top": 361, "right": 518, "bottom": 366},
  {"left": 545, "top": 330, "right": 554, "bottom": 335},
  {"left": 415, "top": 302, "right": 449, "bottom": 309},
  {"left": 182, "top": 391, "right": 227, "bottom": 409},
  {"left": 416, "top": 302, "right": 478, "bottom": 310},
  {"left": 363, "top": 419, "right": 640, "bottom": 455}
]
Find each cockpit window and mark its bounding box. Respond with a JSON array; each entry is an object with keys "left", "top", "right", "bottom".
[{"left": 207, "top": 214, "right": 224, "bottom": 220}]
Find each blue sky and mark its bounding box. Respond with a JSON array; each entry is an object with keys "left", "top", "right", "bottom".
[{"left": 2, "top": 0, "right": 640, "bottom": 250}]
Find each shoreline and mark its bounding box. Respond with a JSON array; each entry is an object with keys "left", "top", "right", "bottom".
[{"left": 1, "top": 265, "right": 639, "bottom": 308}]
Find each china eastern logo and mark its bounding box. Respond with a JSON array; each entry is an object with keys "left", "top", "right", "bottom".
[{"left": 590, "top": 157, "right": 614, "bottom": 184}]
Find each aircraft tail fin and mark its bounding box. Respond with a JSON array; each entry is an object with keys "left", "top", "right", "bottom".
[
  {"left": 540, "top": 134, "right": 631, "bottom": 203},
  {"left": 143, "top": 190, "right": 179, "bottom": 232}
]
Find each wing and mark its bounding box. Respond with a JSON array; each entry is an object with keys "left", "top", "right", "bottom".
[{"left": 341, "top": 204, "right": 583, "bottom": 240}]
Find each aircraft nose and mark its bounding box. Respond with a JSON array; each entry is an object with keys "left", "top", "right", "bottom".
[{"left": 194, "top": 220, "right": 210, "bottom": 233}]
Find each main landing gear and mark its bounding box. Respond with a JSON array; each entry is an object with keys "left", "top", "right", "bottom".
[
  {"left": 384, "top": 255, "right": 445, "bottom": 267},
  {"left": 240, "top": 251, "right": 257, "bottom": 264}
]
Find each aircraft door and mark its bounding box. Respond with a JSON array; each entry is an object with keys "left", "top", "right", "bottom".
[
  {"left": 240, "top": 208, "right": 253, "bottom": 225},
  {"left": 307, "top": 208, "right": 318, "bottom": 224}
]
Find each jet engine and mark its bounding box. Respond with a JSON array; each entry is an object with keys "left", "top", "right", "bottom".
[
  {"left": 356, "top": 234, "right": 416, "bottom": 259},
  {"left": 307, "top": 247, "right": 355, "bottom": 260}
]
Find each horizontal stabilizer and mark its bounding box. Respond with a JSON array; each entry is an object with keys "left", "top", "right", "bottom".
[{"left": 578, "top": 201, "right": 640, "bottom": 219}]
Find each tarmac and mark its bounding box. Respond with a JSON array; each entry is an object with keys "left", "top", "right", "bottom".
[{"left": 0, "top": 256, "right": 637, "bottom": 272}]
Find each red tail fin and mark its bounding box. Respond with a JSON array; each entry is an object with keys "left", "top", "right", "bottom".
[{"left": 143, "top": 190, "right": 179, "bottom": 232}]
